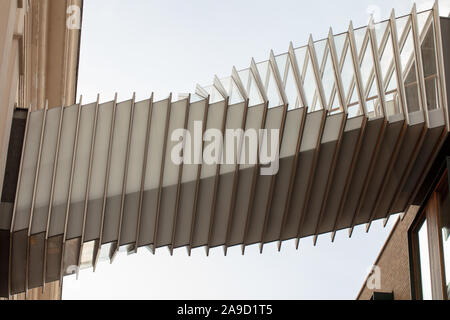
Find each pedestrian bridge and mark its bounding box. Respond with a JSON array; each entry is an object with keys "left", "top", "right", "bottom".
[{"left": 1, "top": 4, "right": 449, "bottom": 297}]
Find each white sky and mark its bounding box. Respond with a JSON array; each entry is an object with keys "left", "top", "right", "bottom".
[{"left": 62, "top": 0, "right": 449, "bottom": 300}]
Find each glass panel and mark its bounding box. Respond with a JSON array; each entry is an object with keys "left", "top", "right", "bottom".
[
  {"left": 321, "top": 48, "right": 337, "bottom": 109},
  {"left": 238, "top": 69, "right": 250, "bottom": 93},
  {"left": 359, "top": 43, "right": 375, "bottom": 94},
  {"left": 312, "top": 40, "right": 328, "bottom": 110},
  {"left": 285, "top": 61, "right": 302, "bottom": 110},
  {"left": 347, "top": 85, "right": 361, "bottom": 118},
  {"left": 367, "top": 75, "right": 378, "bottom": 99},
  {"left": 190, "top": 93, "right": 205, "bottom": 103},
  {"left": 340, "top": 47, "right": 355, "bottom": 103},
  {"left": 314, "top": 39, "right": 328, "bottom": 68},
  {"left": 333, "top": 33, "right": 347, "bottom": 63},
  {"left": 238, "top": 69, "right": 263, "bottom": 107},
  {"left": 395, "top": 16, "right": 410, "bottom": 39},
  {"left": 374, "top": 21, "right": 389, "bottom": 49},
  {"left": 203, "top": 85, "right": 224, "bottom": 104},
  {"left": 380, "top": 34, "right": 394, "bottom": 82},
  {"left": 421, "top": 25, "right": 439, "bottom": 110},
  {"left": 265, "top": 64, "right": 283, "bottom": 108},
  {"left": 275, "top": 53, "right": 288, "bottom": 80},
  {"left": 400, "top": 27, "right": 414, "bottom": 71},
  {"left": 386, "top": 69, "right": 398, "bottom": 93},
  {"left": 219, "top": 77, "right": 244, "bottom": 105},
  {"left": 417, "top": 10, "right": 431, "bottom": 37},
  {"left": 399, "top": 24, "right": 422, "bottom": 115},
  {"left": 303, "top": 55, "right": 320, "bottom": 112},
  {"left": 294, "top": 46, "right": 308, "bottom": 77},
  {"left": 382, "top": 29, "right": 402, "bottom": 118},
  {"left": 404, "top": 62, "right": 421, "bottom": 113},
  {"left": 256, "top": 61, "right": 270, "bottom": 88},
  {"left": 418, "top": 220, "right": 432, "bottom": 300},
  {"left": 328, "top": 91, "right": 341, "bottom": 113},
  {"left": 353, "top": 27, "right": 367, "bottom": 54}
]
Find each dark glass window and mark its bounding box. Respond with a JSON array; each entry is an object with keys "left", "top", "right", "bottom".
[{"left": 418, "top": 219, "right": 432, "bottom": 300}]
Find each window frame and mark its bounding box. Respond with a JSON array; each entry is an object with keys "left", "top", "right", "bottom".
[{"left": 410, "top": 169, "right": 449, "bottom": 300}]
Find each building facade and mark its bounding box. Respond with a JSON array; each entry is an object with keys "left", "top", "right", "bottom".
[
  {"left": 358, "top": 140, "right": 450, "bottom": 300},
  {"left": 0, "top": 0, "right": 82, "bottom": 300},
  {"left": 0, "top": 1, "right": 449, "bottom": 300}
]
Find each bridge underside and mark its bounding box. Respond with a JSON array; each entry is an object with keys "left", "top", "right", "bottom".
[{"left": 1, "top": 5, "right": 450, "bottom": 297}]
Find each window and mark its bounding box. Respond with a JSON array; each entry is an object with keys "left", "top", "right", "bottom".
[
  {"left": 417, "top": 219, "right": 432, "bottom": 300},
  {"left": 412, "top": 171, "right": 450, "bottom": 300},
  {"left": 438, "top": 180, "right": 450, "bottom": 299}
]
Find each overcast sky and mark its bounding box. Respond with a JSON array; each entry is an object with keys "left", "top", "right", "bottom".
[{"left": 62, "top": 0, "right": 449, "bottom": 300}]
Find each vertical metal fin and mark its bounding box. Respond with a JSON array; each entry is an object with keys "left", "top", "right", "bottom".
[
  {"left": 94, "top": 93, "right": 118, "bottom": 269},
  {"left": 188, "top": 96, "right": 210, "bottom": 256},
  {"left": 116, "top": 93, "right": 136, "bottom": 253},
  {"left": 170, "top": 95, "right": 191, "bottom": 255},
  {"left": 152, "top": 94, "right": 173, "bottom": 254},
  {"left": 77, "top": 94, "right": 100, "bottom": 273}
]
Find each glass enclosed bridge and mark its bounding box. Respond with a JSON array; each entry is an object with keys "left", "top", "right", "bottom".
[{"left": 1, "top": 3, "right": 449, "bottom": 298}]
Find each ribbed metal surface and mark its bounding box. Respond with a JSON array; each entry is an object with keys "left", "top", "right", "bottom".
[{"left": 2, "top": 4, "right": 449, "bottom": 297}]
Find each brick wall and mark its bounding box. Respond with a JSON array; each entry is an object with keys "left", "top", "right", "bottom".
[{"left": 357, "top": 205, "right": 419, "bottom": 300}]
